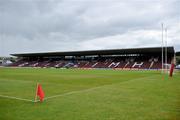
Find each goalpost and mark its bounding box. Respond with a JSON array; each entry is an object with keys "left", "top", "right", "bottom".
[
  {"left": 161, "top": 23, "right": 169, "bottom": 74},
  {"left": 161, "top": 23, "right": 164, "bottom": 74}
]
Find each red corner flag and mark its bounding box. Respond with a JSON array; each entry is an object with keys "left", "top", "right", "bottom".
[
  {"left": 169, "top": 63, "right": 175, "bottom": 77},
  {"left": 36, "top": 84, "right": 45, "bottom": 102}
]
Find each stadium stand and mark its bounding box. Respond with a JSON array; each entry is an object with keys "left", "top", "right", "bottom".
[{"left": 9, "top": 47, "right": 175, "bottom": 70}]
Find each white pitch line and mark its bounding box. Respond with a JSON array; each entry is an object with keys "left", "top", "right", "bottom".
[
  {"left": 44, "top": 75, "right": 157, "bottom": 101},
  {"left": 0, "top": 94, "right": 34, "bottom": 102},
  {"left": 44, "top": 86, "right": 102, "bottom": 100}
]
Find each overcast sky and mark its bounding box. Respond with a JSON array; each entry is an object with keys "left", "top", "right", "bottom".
[{"left": 0, "top": 0, "right": 180, "bottom": 56}]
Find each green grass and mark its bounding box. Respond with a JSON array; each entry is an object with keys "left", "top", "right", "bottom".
[{"left": 0, "top": 68, "right": 179, "bottom": 120}]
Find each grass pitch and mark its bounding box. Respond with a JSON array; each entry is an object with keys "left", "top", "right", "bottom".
[{"left": 0, "top": 68, "right": 179, "bottom": 120}]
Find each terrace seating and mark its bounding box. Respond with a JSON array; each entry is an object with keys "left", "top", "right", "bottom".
[
  {"left": 108, "top": 62, "right": 120, "bottom": 68},
  {"left": 123, "top": 62, "right": 134, "bottom": 69},
  {"left": 9, "top": 55, "right": 172, "bottom": 70},
  {"left": 18, "top": 62, "right": 29, "bottom": 67},
  {"left": 132, "top": 62, "right": 144, "bottom": 68}
]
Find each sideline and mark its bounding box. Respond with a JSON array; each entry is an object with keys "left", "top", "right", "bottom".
[{"left": 0, "top": 94, "right": 34, "bottom": 102}]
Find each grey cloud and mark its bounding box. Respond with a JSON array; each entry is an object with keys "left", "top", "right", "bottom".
[{"left": 0, "top": 0, "right": 180, "bottom": 56}]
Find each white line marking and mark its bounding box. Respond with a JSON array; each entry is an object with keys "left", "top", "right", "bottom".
[
  {"left": 44, "top": 86, "right": 101, "bottom": 100},
  {"left": 0, "top": 94, "right": 34, "bottom": 102},
  {"left": 44, "top": 75, "right": 157, "bottom": 101}
]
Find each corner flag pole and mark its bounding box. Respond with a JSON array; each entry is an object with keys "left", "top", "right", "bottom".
[
  {"left": 161, "top": 23, "right": 164, "bottom": 74},
  {"left": 34, "top": 82, "right": 39, "bottom": 102}
]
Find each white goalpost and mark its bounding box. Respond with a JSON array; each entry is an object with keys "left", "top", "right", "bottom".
[
  {"left": 165, "top": 28, "right": 168, "bottom": 74},
  {"left": 161, "top": 23, "right": 164, "bottom": 74},
  {"left": 161, "top": 23, "right": 169, "bottom": 74}
]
